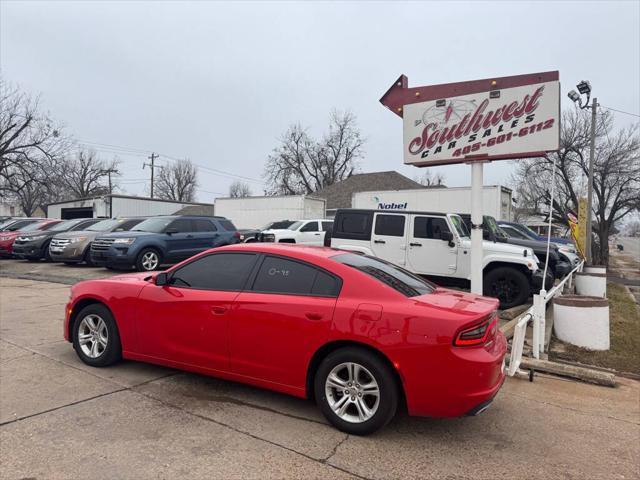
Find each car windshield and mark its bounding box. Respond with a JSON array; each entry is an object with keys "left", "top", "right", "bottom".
[
  {"left": 287, "top": 221, "right": 303, "bottom": 231},
  {"left": 131, "top": 217, "right": 174, "bottom": 233},
  {"left": 19, "top": 221, "right": 49, "bottom": 232},
  {"left": 449, "top": 215, "right": 469, "bottom": 238},
  {"left": 262, "top": 220, "right": 294, "bottom": 230},
  {"left": 87, "top": 219, "right": 121, "bottom": 231},
  {"left": 513, "top": 224, "right": 539, "bottom": 240},
  {"left": 48, "top": 220, "right": 83, "bottom": 232},
  {"left": 484, "top": 216, "right": 508, "bottom": 240},
  {"left": 332, "top": 252, "right": 435, "bottom": 297}
]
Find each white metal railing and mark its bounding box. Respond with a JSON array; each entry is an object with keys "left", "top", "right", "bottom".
[{"left": 507, "top": 260, "right": 585, "bottom": 377}]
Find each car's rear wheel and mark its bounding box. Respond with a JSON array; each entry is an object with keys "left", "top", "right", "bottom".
[
  {"left": 314, "top": 347, "right": 398, "bottom": 435},
  {"left": 136, "top": 248, "right": 161, "bottom": 271},
  {"left": 483, "top": 266, "right": 530, "bottom": 309},
  {"left": 72, "top": 304, "right": 121, "bottom": 367}
]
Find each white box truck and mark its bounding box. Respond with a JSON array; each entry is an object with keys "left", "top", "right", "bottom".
[
  {"left": 214, "top": 195, "right": 326, "bottom": 229},
  {"left": 352, "top": 185, "right": 513, "bottom": 220}
]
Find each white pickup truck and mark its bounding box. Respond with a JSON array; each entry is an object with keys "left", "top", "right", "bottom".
[
  {"left": 260, "top": 219, "right": 333, "bottom": 246},
  {"left": 330, "top": 209, "right": 545, "bottom": 309}
]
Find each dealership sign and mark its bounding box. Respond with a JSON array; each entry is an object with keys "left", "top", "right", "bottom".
[{"left": 380, "top": 71, "right": 560, "bottom": 166}]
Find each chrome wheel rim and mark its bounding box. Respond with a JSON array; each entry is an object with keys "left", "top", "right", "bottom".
[
  {"left": 325, "top": 362, "right": 380, "bottom": 423},
  {"left": 141, "top": 252, "right": 159, "bottom": 270},
  {"left": 78, "top": 314, "right": 108, "bottom": 358}
]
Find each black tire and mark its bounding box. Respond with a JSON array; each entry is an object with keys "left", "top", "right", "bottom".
[
  {"left": 64, "top": 262, "right": 76, "bottom": 266},
  {"left": 483, "top": 266, "right": 530, "bottom": 309},
  {"left": 83, "top": 247, "right": 94, "bottom": 266},
  {"left": 72, "top": 303, "right": 121, "bottom": 367},
  {"left": 135, "top": 248, "right": 162, "bottom": 272},
  {"left": 314, "top": 347, "right": 398, "bottom": 435},
  {"left": 43, "top": 241, "right": 52, "bottom": 262},
  {"left": 323, "top": 226, "right": 333, "bottom": 247}
]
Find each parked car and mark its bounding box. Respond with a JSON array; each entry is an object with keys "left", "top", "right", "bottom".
[
  {"left": 65, "top": 243, "right": 507, "bottom": 435},
  {"left": 13, "top": 218, "right": 101, "bottom": 261},
  {"left": 497, "top": 221, "right": 575, "bottom": 247},
  {"left": 458, "top": 214, "right": 568, "bottom": 280},
  {"left": 90, "top": 215, "right": 241, "bottom": 271},
  {"left": 0, "top": 217, "right": 45, "bottom": 232},
  {"left": 330, "top": 209, "right": 541, "bottom": 309},
  {"left": 497, "top": 220, "right": 580, "bottom": 267},
  {"left": 242, "top": 220, "right": 297, "bottom": 243},
  {"left": 49, "top": 217, "right": 147, "bottom": 265},
  {"left": 0, "top": 219, "right": 62, "bottom": 258},
  {"left": 261, "top": 219, "right": 333, "bottom": 245}
]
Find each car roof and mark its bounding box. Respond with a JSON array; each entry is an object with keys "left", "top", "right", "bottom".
[
  {"left": 218, "top": 242, "right": 341, "bottom": 259},
  {"left": 335, "top": 208, "right": 449, "bottom": 216}
]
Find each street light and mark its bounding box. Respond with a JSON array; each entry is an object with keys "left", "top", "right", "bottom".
[{"left": 567, "top": 80, "right": 597, "bottom": 264}]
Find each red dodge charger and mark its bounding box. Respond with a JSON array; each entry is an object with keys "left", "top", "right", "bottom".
[{"left": 65, "top": 243, "right": 506, "bottom": 434}]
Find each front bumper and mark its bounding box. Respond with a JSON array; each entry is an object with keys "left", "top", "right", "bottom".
[
  {"left": 50, "top": 244, "right": 88, "bottom": 263},
  {"left": 554, "top": 261, "right": 572, "bottom": 278},
  {"left": 532, "top": 269, "right": 554, "bottom": 291},
  {"left": 0, "top": 242, "right": 14, "bottom": 257},
  {"left": 12, "top": 241, "right": 45, "bottom": 259}
]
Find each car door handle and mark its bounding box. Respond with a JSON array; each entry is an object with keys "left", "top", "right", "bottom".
[
  {"left": 211, "top": 306, "right": 227, "bottom": 315},
  {"left": 410, "top": 242, "right": 422, "bottom": 247},
  {"left": 305, "top": 312, "right": 323, "bottom": 321},
  {"left": 186, "top": 234, "right": 194, "bottom": 238},
  {"left": 374, "top": 239, "right": 386, "bottom": 244},
  {"left": 314, "top": 233, "right": 321, "bottom": 236}
]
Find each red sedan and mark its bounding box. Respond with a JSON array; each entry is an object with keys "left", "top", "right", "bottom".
[
  {"left": 0, "top": 219, "right": 61, "bottom": 258},
  {"left": 65, "top": 243, "right": 506, "bottom": 434}
]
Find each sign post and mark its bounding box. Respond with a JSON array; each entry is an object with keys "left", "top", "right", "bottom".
[{"left": 380, "top": 71, "right": 561, "bottom": 295}]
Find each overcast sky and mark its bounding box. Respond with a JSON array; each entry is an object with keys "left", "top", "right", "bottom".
[{"left": 1, "top": 0, "right": 639, "bottom": 201}]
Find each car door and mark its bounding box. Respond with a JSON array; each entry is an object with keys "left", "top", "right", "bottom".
[
  {"left": 371, "top": 213, "right": 407, "bottom": 266},
  {"left": 407, "top": 215, "right": 458, "bottom": 275},
  {"left": 134, "top": 252, "right": 259, "bottom": 371},
  {"left": 298, "top": 221, "right": 323, "bottom": 245},
  {"left": 230, "top": 254, "right": 341, "bottom": 388},
  {"left": 193, "top": 218, "right": 220, "bottom": 251},
  {"left": 163, "top": 218, "right": 197, "bottom": 261}
]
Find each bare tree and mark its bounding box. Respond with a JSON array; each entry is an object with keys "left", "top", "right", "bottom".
[
  {"left": 414, "top": 170, "right": 446, "bottom": 187},
  {"left": 511, "top": 108, "right": 640, "bottom": 265},
  {"left": 265, "top": 110, "right": 364, "bottom": 194},
  {"left": 229, "top": 180, "right": 252, "bottom": 198},
  {"left": 155, "top": 160, "right": 198, "bottom": 202},
  {"left": 62, "top": 149, "right": 118, "bottom": 198},
  {"left": 0, "top": 77, "right": 71, "bottom": 211}
]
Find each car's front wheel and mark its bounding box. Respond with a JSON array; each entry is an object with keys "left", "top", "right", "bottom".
[
  {"left": 314, "top": 347, "right": 398, "bottom": 435},
  {"left": 136, "top": 248, "right": 161, "bottom": 271},
  {"left": 483, "top": 266, "right": 530, "bottom": 309},
  {"left": 72, "top": 304, "right": 121, "bottom": 367}
]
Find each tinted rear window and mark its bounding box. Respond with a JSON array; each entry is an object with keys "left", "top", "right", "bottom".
[
  {"left": 251, "top": 255, "right": 341, "bottom": 297},
  {"left": 194, "top": 219, "right": 217, "bottom": 232},
  {"left": 375, "top": 214, "right": 405, "bottom": 237},
  {"left": 332, "top": 252, "right": 434, "bottom": 297},
  {"left": 219, "top": 219, "right": 237, "bottom": 231},
  {"left": 333, "top": 211, "right": 373, "bottom": 241}
]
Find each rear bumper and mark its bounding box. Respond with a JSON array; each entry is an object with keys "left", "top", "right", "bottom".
[{"left": 402, "top": 332, "right": 507, "bottom": 418}]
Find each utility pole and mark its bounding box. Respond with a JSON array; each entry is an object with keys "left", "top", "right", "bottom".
[
  {"left": 102, "top": 168, "right": 119, "bottom": 218},
  {"left": 143, "top": 153, "right": 159, "bottom": 199},
  {"left": 585, "top": 98, "right": 597, "bottom": 264}
]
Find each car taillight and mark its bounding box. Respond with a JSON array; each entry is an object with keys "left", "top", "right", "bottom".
[{"left": 453, "top": 313, "right": 498, "bottom": 347}]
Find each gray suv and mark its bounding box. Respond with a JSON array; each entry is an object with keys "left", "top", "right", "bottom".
[{"left": 50, "top": 217, "right": 146, "bottom": 265}]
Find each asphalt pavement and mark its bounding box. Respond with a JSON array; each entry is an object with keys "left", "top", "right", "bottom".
[{"left": 1, "top": 275, "right": 638, "bottom": 479}]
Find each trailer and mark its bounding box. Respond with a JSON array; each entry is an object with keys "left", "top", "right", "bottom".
[
  {"left": 214, "top": 195, "right": 326, "bottom": 229},
  {"left": 352, "top": 185, "right": 513, "bottom": 221}
]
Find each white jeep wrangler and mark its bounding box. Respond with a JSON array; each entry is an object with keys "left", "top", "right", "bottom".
[
  {"left": 330, "top": 209, "right": 544, "bottom": 309},
  {"left": 261, "top": 219, "right": 333, "bottom": 246}
]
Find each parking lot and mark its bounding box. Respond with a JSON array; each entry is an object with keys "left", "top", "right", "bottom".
[{"left": 1, "top": 266, "right": 639, "bottom": 479}]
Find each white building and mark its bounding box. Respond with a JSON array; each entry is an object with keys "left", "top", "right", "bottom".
[
  {"left": 214, "top": 195, "right": 326, "bottom": 229},
  {"left": 46, "top": 194, "right": 214, "bottom": 219}
]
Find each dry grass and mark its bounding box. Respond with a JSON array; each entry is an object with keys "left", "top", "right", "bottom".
[{"left": 551, "top": 283, "right": 640, "bottom": 375}]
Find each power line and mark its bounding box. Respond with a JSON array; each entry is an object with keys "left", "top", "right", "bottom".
[{"left": 599, "top": 105, "right": 640, "bottom": 118}]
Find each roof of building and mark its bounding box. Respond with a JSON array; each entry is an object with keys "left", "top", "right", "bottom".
[
  {"left": 172, "top": 204, "right": 216, "bottom": 216},
  {"left": 46, "top": 194, "right": 213, "bottom": 207},
  {"left": 313, "top": 171, "right": 427, "bottom": 210}
]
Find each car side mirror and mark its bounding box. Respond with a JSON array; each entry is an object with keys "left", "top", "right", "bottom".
[
  {"left": 165, "top": 228, "right": 178, "bottom": 235},
  {"left": 155, "top": 272, "right": 169, "bottom": 286},
  {"left": 441, "top": 231, "right": 455, "bottom": 247}
]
